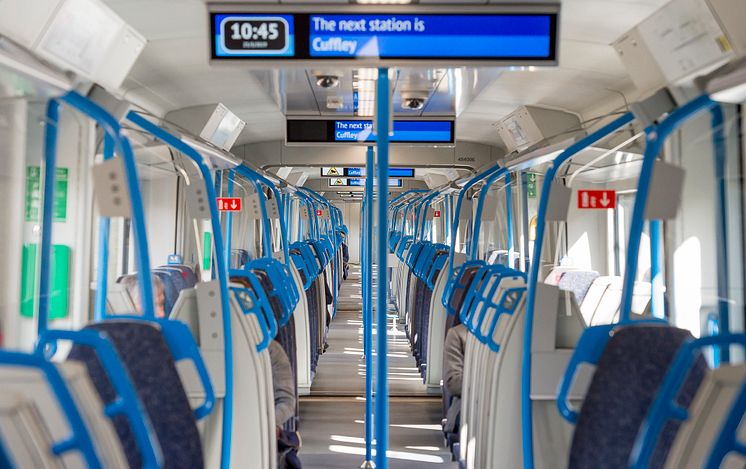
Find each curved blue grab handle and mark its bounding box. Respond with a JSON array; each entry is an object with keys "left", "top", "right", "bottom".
[
  {"left": 442, "top": 260, "right": 486, "bottom": 315},
  {"left": 103, "top": 316, "right": 216, "bottom": 421},
  {"left": 630, "top": 333, "right": 746, "bottom": 469},
  {"left": 247, "top": 257, "right": 300, "bottom": 325},
  {"left": 229, "top": 269, "right": 279, "bottom": 349},
  {"left": 555, "top": 323, "right": 616, "bottom": 424},
  {"left": 230, "top": 286, "right": 274, "bottom": 352},
  {"left": 36, "top": 329, "right": 163, "bottom": 468},
  {"left": 484, "top": 286, "right": 526, "bottom": 352},
  {"left": 0, "top": 349, "right": 103, "bottom": 469}
]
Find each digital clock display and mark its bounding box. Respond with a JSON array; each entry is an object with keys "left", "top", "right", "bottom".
[{"left": 214, "top": 14, "right": 295, "bottom": 57}]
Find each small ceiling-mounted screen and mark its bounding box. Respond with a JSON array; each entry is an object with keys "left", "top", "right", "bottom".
[{"left": 287, "top": 119, "right": 454, "bottom": 144}]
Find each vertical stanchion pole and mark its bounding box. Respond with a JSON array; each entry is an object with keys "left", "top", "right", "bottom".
[
  {"left": 363, "top": 146, "right": 375, "bottom": 468},
  {"left": 650, "top": 219, "right": 664, "bottom": 318},
  {"left": 374, "top": 67, "right": 390, "bottom": 469}
]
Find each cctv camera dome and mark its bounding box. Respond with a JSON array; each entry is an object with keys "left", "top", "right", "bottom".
[
  {"left": 403, "top": 97, "right": 426, "bottom": 110},
  {"left": 316, "top": 75, "right": 340, "bottom": 88}
]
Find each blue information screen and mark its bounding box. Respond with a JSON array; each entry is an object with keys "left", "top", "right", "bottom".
[
  {"left": 308, "top": 14, "right": 553, "bottom": 59},
  {"left": 335, "top": 120, "right": 453, "bottom": 143},
  {"left": 212, "top": 12, "right": 557, "bottom": 62},
  {"left": 343, "top": 167, "right": 414, "bottom": 177}
]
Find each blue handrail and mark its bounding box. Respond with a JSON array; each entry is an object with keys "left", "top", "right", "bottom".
[
  {"left": 469, "top": 169, "right": 512, "bottom": 262},
  {"left": 126, "top": 110, "right": 234, "bottom": 469},
  {"left": 36, "top": 329, "right": 163, "bottom": 468},
  {"left": 374, "top": 67, "right": 391, "bottom": 469},
  {"left": 444, "top": 163, "right": 504, "bottom": 292},
  {"left": 0, "top": 349, "right": 103, "bottom": 468},
  {"left": 522, "top": 112, "right": 636, "bottom": 468},
  {"left": 363, "top": 145, "right": 375, "bottom": 465},
  {"left": 630, "top": 333, "right": 746, "bottom": 469}
]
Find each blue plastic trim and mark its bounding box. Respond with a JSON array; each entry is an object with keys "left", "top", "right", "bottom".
[
  {"left": 0, "top": 349, "right": 103, "bottom": 468},
  {"left": 374, "top": 67, "right": 390, "bottom": 469},
  {"left": 126, "top": 111, "right": 234, "bottom": 469},
  {"left": 36, "top": 329, "right": 163, "bottom": 468},
  {"left": 522, "top": 112, "right": 635, "bottom": 469},
  {"left": 630, "top": 333, "right": 746, "bottom": 469}
]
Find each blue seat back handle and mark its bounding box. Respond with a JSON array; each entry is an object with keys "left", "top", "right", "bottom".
[
  {"left": 230, "top": 286, "right": 274, "bottom": 352},
  {"left": 101, "top": 316, "right": 215, "bottom": 421},
  {"left": 36, "top": 329, "right": 163, "bottom": 469},
  {"left": 630, "top": 333, "right": 746, "bottom": 469},
  {"left": 0, "top": 349, "right": 103, "bottom": 469},
  {"left": 229, "top": 269, "right": 279, "bottom": 350},
  {"left": 556, "top": 319, "right": 667, "bottom": 424}
]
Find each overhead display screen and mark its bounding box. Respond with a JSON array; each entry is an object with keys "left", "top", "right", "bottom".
[
  {"left": 211, "top": 10, "right": 558, "bottom": 63},
  {"left": 321, "top": 167, "right": 415, "bottom": 178},
  {"left": 287, "top": 120, "right": 454, "bottom": 144},
  {"left": 328, "top": 178, "right": 402, "bottom": 187}
]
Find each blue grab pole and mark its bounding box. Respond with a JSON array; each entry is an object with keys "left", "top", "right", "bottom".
[
  {"left": 650, "top": 220, "right": 664, "bottom": 318},
  {"left": 374, "top": 67, "right": 390, "bottom": 469},
  {"left": 126, "top": 111, "right": 235, "bottom": 469},
  {"left": 38, "top": 100, "right": 60, "bottom": 336},
  {"left": 522, "top": 112, "right": 636, "bottom": 469},
  {"left": 225, "top": 170, "right": 235, "bottom": 267},
  {"left": 364, "top": 146, "right": 375, "bottom": 465},
  {"left": 94, "top": 135, "right": 115, "bottom": 321}
]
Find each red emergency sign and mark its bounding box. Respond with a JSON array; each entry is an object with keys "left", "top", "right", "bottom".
[
  {"left": 217, "top": 197, "right": 242, "bottom": 212},
  {"left": 433, "top": 210, "right": 442, "bottom": 218},
  {"left": 316, "top": 209, "right": 324, "bottom": 216},
  {"left": 577, "top": 190, "right": 615, "bottom": 209}
]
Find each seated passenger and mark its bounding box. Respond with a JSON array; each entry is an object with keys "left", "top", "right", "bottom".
[
  {"left": 269, "top": 339, "right": 302, "bottom": 469},
  {"left": 120, "top": 274, "right": 166, "bottom": 318},
  {"left": 443, "top": 323, "right": 468, "bottom": 398},
  {"left": 442, "top": 323, "right": 468, "bottom": 435}
]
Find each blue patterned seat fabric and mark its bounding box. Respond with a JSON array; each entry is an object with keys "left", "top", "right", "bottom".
[
  {"left": 558, "top": 270, "right": 600, "bottom": 305},
  {"left": 568, "top": 326, "right": 706, "bottom": 469},
  {"left": 68, "top": 321, "right": 203, "bottom": 469}
]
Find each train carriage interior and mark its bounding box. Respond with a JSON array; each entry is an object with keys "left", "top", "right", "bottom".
[{"left": 1, "top": 0, "right": 746, "bottom": 468}]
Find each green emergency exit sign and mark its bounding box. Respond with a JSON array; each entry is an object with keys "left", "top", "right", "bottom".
[
  {"left": 527, "top": 173, "right": 537, "bottom": 199},
  {"left": 24, "top": 166, "right": 69, "bottom": 222}
]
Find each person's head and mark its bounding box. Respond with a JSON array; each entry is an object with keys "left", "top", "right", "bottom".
[{"left": 121, "top": 274, "right": 166, "bottom": 318}]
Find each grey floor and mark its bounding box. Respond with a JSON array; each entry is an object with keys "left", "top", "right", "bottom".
[{"left": 299, "top": 266, "right": 457, "bottom": 468}]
